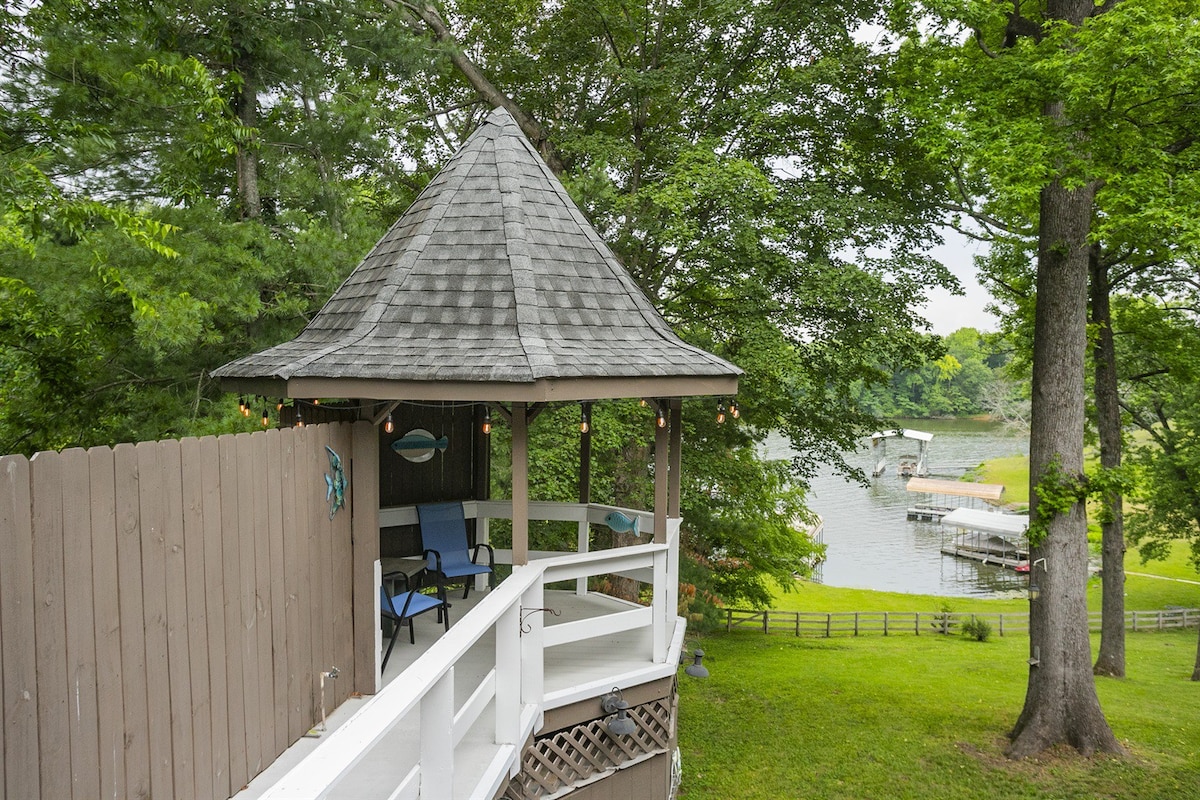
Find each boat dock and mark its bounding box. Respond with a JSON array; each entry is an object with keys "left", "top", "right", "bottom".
[
  {"left": 938, "top": 507, "right": 1030, "bottom": 572},
  {"left": 906, "top": 477, "right": 1006, "bottom": 520}
]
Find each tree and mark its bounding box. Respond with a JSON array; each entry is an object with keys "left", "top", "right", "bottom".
[{"left": 884, "top": 0, "right": 1199, "bottom": 756}]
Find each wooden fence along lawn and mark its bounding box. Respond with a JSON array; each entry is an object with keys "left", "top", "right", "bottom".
[{"left": 724, "top": 607, "right": 1200, "bottom": 637}]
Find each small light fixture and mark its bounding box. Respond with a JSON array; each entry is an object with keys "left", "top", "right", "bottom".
[
  {"left": 730, "top": 400, "right": 740, "bottom": 419},
  {"left": 716, "top": 402, "right": 726, "bottom": 424},
  {"left": 1028, "top": 582, "right": 1040, "bottom": 602},
  {"left": 482, "top": 406, "right": 492, "bottom": 435},
  {"left": 313, "top": 398, "right": 321, "bottom": 405},
  {"left": 384, "top": 412, "right": 395, "bottom": 434},
  {"left": 295, "top": 407, "right": 304, "bottom": 428},
  {"left": 276, "top": 400, "right": 284, "bottom": 411},
  {"left": 580, "top": 403, "right": 590, "bottom": 435},
  {"left": 684, "top": 649, "right": 709, "bottom": 678},
  {"left": 601, "top": 688, "right": 636, "bottom": 736},
  {"left": 261, "top": 406, "right": 270, "bottom": 427},
  {"left": 656, "top": 406, "right": 666, "bottom": 429}
]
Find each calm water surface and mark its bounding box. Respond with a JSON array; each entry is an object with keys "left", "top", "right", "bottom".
[{"left": 764, "top": 419, "right": 1030, "bottom": 598}]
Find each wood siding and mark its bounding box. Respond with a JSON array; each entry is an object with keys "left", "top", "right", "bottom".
[{"left": 0, "top": 422, "right": 374, "bottom": 800}]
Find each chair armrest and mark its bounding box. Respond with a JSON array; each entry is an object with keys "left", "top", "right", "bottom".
[{"left": 471, "top": 542, "right": 495, "bottom": 569}]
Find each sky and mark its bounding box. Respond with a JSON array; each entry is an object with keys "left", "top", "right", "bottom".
[{"left": 917, "top": 229, "right": 1000, "bottom": 335}]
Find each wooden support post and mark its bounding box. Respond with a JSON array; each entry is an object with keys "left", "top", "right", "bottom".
[
  {"left": 654, "top": 402, "right": 669, "bottom": 545},
  {"left": 668, "top": 399, "right": 682, "bottom": 520},
  {"left": 350, "top": 421, "right": 380, "bottom": 695},
  {"left": 884, "top": 611, "right": 889, "bottom": 636},
  {"left": 512, "top": 402, "right": 529, "bottom": 566}
]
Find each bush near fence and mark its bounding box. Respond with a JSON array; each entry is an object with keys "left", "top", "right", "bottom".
[{"left": 723, "top": 608, "right": 1200, "bottom": 637}]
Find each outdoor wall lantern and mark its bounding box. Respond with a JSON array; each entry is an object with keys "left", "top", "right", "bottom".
[
  {"left": 684, "top": 648, "right": 710, "bottom": 679},
  {"left": 1028, "top": 582, "right": 1040, "bottom": 602},
  {"left": 601, "top": 688, "right": 637, "bottom": 737}
]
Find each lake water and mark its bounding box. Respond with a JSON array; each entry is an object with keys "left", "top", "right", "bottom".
[{"left": 763, "top": 419, "right": 1031, "bottom": 598}]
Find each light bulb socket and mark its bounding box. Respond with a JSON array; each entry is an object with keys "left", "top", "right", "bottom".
[
  {"left": 580, "top": 403, "right": 591, "bottom": 435},
  {"left": 384, "top": 413, "right": 395, "bottom": 434},
  {"left": 656, "top": 407, "right": 666, "bottom": 429},
  {"left": 482, "top": 406, "right": 492, "bottom": 435}
]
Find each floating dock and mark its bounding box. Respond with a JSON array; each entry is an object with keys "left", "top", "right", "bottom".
[
  {"left": 938, "top": 507, "right": 1030, "bottom": 572},
  {"left": 906, "top": 477, "right": 1005, "bottom": 520}
]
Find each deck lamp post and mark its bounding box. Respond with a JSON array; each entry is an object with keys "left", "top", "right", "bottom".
[{"left": 684, "top": 649, "right": 710, "bottom": 678}]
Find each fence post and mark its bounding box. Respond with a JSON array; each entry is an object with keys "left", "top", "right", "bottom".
[
  {"left": 854, "top": 612, "right": 859, "bottom": 637},
  {"left": 825, "top": 613, "right": 831, "bottom": 638},
  {"left": 999, "top": 613, "right": 1004, "bottom": 637},
  {"left": 726, "top": 609, "right": 731, "bottom": 632},
  {"left": 884, "top": 611, "right": 889, "bottom": 637},
  {"left": 1133, "top": 611, "right": 1139, "bottom": 632},
  {"left": 763, "top": 610, "right": 769, "bottom": 634},
  {"left": 795, "top": 612, "right": 800, "bottom": 637},
  {"left": 915, "top": 612, "right": 919, "bottom": 636}
]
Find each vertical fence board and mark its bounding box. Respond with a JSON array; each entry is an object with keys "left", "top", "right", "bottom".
[
  {"left": 161, "top": 440, "right": 195, "bottom": 800},
  {"left": 61, "top": 448, "right": 101, "bottom": 800},
  {"left": 136, "top": 441, "right": 174, "bottom": 799},
  {"left": 266, "top": 428, "right": 289, "bottom": 754},
  {"left": 114, "top": 443, "right": 151, "bottom": 798},
  {"left": 351, "top": 421, "right": 381, "bottom": 694},
  {"left": 302, "top": 426, "right": 327, "bottom": 721},
  {"left": 218, "top": 434, "right": 249, "bottom": 789},
  {"left": 1, "top": 455, "right": 39, "bottom": 800},
  {"left": 250, "top": 431, "right": 276, "bottom": 768},
  {"left": 201, "top": 436, "right": 231, "bottom": 797},
  {"left": 31, "top": 451, "right": 72, "bottom": 799},
  {"left": 331, "top": 423, "right": 355, "bottom": 701},
  {"left": 89, "top": 446, "right": 126, "bottom": 798},
  {"left": 180, "top": 437, "right": 214, "bottom": 800},
  {"left": 234, "top": 433, "right": 264, "bottom": 776},
  {"left": 280, "top": 427, "right": 306, "bottom": 741},
  {"left": 316, "top": 427, "right": 336, "bottom": 694}
]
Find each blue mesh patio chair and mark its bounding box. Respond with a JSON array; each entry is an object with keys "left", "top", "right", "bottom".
[
  {"left": 418, "top": 501, "right": 495, "bottom": 599},
  {"left": 380, "top": 574, "right": 449, "bottom": 670}
]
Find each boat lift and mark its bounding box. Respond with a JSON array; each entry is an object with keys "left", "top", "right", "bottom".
[{"left": 870, "top": 429, "right": 933, "bottom": 477}]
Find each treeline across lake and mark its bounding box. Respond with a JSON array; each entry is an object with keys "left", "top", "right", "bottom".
[{"left": 852, "top": 327, "right": 1028, "bottom": 422}]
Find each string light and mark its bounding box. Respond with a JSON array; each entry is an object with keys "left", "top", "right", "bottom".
[
  {"left": 238, "top": 395, "right": 249, "bottom": 417},
  {"left": 261, "top": 406, "right": 270, "bottom": 427},
  {"left": 656, "top": 406, "right": 666, "bottom": 429},
  {"left": 276, "top": 400, "right": 284, "bottom": 411},
  {"left": 716, "top": 402, "right": 726, "bottom": 424},
  {"left": 580, "top": 404, "right": 591, "bottom": 435},
  {"left": 482, "top": 406, "right": 492, "bottom": 435},
  {"left": 384, "top": 412, "right": 395, "bottom": 434},
  {"left": 313, "top": 398, "right": 321, "bottom": 405},
  {"left": 295, "top": 406, "right": 304, "bottom": 428},
  {"left": 730, "top": 400, "right": 740, "bottom": 419}
]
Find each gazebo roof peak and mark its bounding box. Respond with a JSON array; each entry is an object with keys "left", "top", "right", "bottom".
[{"left": 213, "top": 107, "right": 740, "bottom": 403}]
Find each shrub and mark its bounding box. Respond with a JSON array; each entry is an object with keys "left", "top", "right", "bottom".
[{"left": 960, "top": 616, "right": 992, "bottom": 642}]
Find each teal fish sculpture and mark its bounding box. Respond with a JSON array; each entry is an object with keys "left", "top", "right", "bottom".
[
  {"left": 604, "top": 511, "right": 640, "bottom": 537},
  {"left": 390, "top": 432, "right": 449, "bottom": 455},
  {"left": 324, "top": 445, "right": 347, "bottom": 519}
]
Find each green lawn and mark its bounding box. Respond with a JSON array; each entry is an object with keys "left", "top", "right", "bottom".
[
  {"left": 678, "top": 629, "right": 1200, "bottom": 799},
  {"left": 966, "top": 454, "right": 1032, "bottom": 507}
]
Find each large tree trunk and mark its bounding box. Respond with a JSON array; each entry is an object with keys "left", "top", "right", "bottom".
[
  {"left": 1007, "top": 171, "right": 1124, "bottom": 759},
  {"left": 234, "top": 65, "right": 261, "bottom": 220},
  {"left": 1090, "top": 248, "right": 1126, "bottom": 678}
]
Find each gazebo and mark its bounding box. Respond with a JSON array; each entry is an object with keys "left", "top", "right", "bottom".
[{"left": 214, "top": 107, "right": 740, "bottom": 799}]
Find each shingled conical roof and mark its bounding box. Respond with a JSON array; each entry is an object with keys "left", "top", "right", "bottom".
[{"left": 213, "top": 108, "right": 740, "bottom": 402}]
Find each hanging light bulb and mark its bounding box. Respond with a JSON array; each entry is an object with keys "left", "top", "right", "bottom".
[
  {"left": 639, "top": 399, "right": 648, "bottom": 407},
  {"left": 482, "top": 406, "right": 492, "bottom": 435},
  {"left": 276, "top": 400, "right": 284, "bottom": 411},
  {"left": 384, "top": 412, "right": 395, "bottom": 434},
  {"left": 261, "top": 406, "right": 270, "bottom": 427},
  {"left": 313, "top": 398, "right": 321, "bottom": 405},
  {"left": 238, "top": 395, "right": 248, "bottom": 417},
  {"left": 580, "top": 404, "right": 590, "bottom": 435},
  {"left": 295, "top": 406, "right": 304, "bottom": 428},
  {"left": 716, "top": 402, "right": 726, "bottom": 424},
  {"left": 656, "top": 406, "right": 666, "bottom": 429},
  {"left": 730, "top": 400, "right": 740, "bottom": 419}
]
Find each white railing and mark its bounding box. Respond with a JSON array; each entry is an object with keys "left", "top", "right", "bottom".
[{"left": 262, "top": 502, "right": 683, "bottom": 800}]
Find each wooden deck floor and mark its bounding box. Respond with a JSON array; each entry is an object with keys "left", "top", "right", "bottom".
[{"left": 234, "top": 588, "right": 662, "bottom": 799}]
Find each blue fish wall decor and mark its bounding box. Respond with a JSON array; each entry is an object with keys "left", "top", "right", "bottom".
[
  {"left": 604, "top": 511, "right": 641, "bottom": 537},
  {"left": 324, "top": 445, "right": 347, "bottom": 519}
]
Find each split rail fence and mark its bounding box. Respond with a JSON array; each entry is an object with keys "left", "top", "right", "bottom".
[
  {"left": 0, "top": 422, "right": 376, "bottom": 800},
  {"left": 724, "top": 608, "right": 1200, "bottom": 638}
]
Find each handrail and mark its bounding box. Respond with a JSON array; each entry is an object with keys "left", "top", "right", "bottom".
[{"left": 261, "top": 502, "right": 682, "bottom": 799}]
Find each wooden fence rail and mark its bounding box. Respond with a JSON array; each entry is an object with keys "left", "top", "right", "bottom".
[
  {"left": 0, "top": 422, "right": 373, "bottom": 800},
  {"left": 724, "top": 608, "right": 1200, "bottom": 638}
]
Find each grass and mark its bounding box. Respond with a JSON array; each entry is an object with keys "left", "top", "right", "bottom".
[
  {"left": 965, "top": 454, "right": 1032, "bottom": 507},
  {"left": 678, "top": 629, "right": 1200, "bottom": 799}
]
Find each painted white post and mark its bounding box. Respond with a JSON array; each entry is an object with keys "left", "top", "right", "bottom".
[
  {"left": 652, "top": 547, "right": 668, "bottom": 663},
  {"left": 495, "top": 603, "right": 521, "bottom": 745},
  {"left": 477, "top": 514, "right": 491, "bottom": 593},
  {"left": 375, "top": 559, "right": 383, "bottom": 688},
  {"left": 666, "top": 518, "right": 680, "bottom": 635},
  {"left": 519, "top": 573, "right": 545, "bottom": 730},
  {"left": 420, "top": 668, "right": 455, "bottom": 798},
  {"left": 575, "top": 515, "right": 589, "bottom": 596}
]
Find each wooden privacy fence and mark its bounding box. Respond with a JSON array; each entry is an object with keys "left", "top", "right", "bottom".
[
  {"left": 724, "top": 608, "right": 1200, "bottom": 638},
  {"left": 0, "top": 421, "right": 376, "bottom": 800}
]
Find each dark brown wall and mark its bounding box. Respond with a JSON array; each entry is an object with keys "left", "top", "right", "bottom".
[{"left": 378, "top": 402, "right": 490, "bottom": 556}]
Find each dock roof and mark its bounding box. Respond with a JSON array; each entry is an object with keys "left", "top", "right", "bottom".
[
  {"left": 906, "top": 477, "right": 1005, "bottom": 501},
  {"left": 940, "top": 508, "right": 1028, "bottom": 536},
  {"left": 212, "top": 107, "right": 740, "bottom": 403}
]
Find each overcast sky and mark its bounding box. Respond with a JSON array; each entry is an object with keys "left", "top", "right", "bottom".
[{"left": 918, "top": 230, "right": 999, "bottom": 335}]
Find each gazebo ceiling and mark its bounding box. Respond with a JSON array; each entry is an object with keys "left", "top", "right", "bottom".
[{"left": 213, "top": 107, "right": 740, "bottom": 403}]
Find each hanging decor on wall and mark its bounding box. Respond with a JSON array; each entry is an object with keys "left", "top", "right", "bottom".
[
  {"left": 391, "top": 428, "right": 449, "bottom": 463},
  {"left": 324, "top": 445, "right": 347, "bottom": 519}
]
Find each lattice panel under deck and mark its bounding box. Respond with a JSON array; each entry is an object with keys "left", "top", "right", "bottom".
[{"left": 499, "top": 696, "right": 675, "bottom": 799}]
